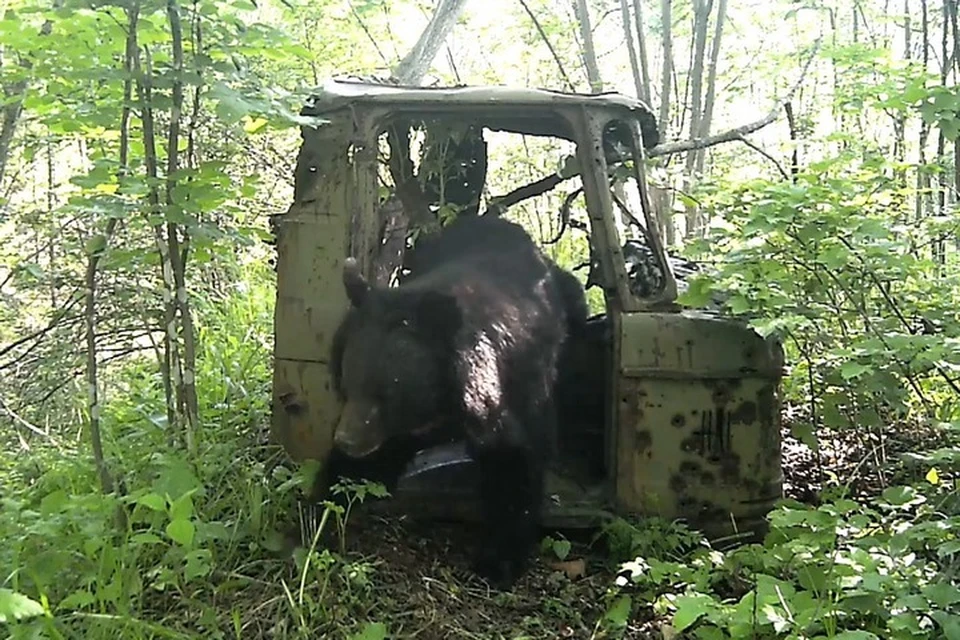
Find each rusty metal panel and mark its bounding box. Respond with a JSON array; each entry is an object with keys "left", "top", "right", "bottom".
[
  {"left": 614, "top": 311, "right": 784, "bottom": 540},
  {"left": 271, "top": 359, "right": 342, "bottom": 462},
  {"left": 270, "top": 119, "right": 356, "bottom": 463},
  {"left": 273, "top": 210, "right": 350, "bottom": 363}
]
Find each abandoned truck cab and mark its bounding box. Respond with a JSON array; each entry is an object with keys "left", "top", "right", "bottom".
[{"left": 270, "top": 78, "right": 785, "bottom": 542}]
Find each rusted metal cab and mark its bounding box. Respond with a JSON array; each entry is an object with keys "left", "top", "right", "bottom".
[{"left": 270, "top": 78, "right": 785, "bottom": 542}]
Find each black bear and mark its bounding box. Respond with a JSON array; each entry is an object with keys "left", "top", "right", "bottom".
[
  {"left": 403, "top": 214, "right": 589, "bottom": 337},
  {"left": 319, "top": 214, "right": 571, "bottom": 588}
]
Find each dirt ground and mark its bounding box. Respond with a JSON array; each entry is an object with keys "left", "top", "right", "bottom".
[{"left": 305, "top": 419, "right": 951, "bottom": 640}]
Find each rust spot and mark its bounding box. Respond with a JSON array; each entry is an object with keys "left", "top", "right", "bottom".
[
  {"left": 679, "top": 460, "right": 701, "bottom": 475},
  {"left": 677, "top": 496, "right": 698, "bottom": 514},
  {"left": 670, "top": 474, "right": 688, "bottom": 494},
  {"left": 681, "top": 436, "right": 700, "bottom": 453},
  {"left": 635, "top": 429, "right": 652, "bottom": 454},
  {"left": 730, "top": 401, "right": 758, "bottom": 425},
  {"left": 671, "top": 413, "right": 686, "bottom": 428},
  {"left": 700, "top": 503, "right": 727, "bottom": 522},
  {"left": 719, "top": 453, "right": 741, "bottom": 484},
  {"left": 712, "top": 386, "right": 732, "bottom": 405},
  {"left": 279, "top": 391, "right": 306, "bottom": 416}
]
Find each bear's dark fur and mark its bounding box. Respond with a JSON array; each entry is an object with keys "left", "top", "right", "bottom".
[
  {"left": 319, "top": 214, "right": 571, "bottom": 588},
  {"left": 403, "top": 214, "right": 589, "bottom": 337}
]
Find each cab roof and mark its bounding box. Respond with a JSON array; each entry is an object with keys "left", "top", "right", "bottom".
[{"left": 301, "top": 77, "right": 660, "bottom": 148}]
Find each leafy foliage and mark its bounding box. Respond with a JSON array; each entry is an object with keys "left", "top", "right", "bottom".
[{"left": 1, "top": 0, "right": 958, "bottom": 638}]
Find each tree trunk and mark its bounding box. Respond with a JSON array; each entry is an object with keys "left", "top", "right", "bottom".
[
  {"left": 84, "top": 0, "right": 140, "bottom": 506},
  {"left": 693, "top": 0, "right": 726, "bottom": 176},
  {"left": 574, "top": 0, "right": 603, "bottom": 91},
  {"left": 392, "top": 0, "right": 470, "bottom": 84},
  {"left": 916, "top": 0, "right": 929, "bottom": 224},
  {"left": 133, "top": 39, "right": 181, "bottom": 439},
  {"left": 165, "top": 0, "right": 200, "bottom": 452},
  {"left": 621, "top": 0, "right": 645, "bottom": 99},
  {"left": 633, "top": 0, "right": 652, "bottom": 103},
  {"left": 658, "top": 0, "right": 673, "bottom": 136},
  {"left": 656, "top": 0, "right": 675, "bottom": 245},
  {"left": 682, "top": 0, "right": 712, "bottom": 239}
]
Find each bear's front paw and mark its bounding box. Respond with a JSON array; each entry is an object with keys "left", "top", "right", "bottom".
[{"left": 471, "top": 548, "right": 528, "bottom": 591}]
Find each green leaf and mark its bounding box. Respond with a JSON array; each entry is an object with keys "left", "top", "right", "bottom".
[
  {"left": 166, "top": 518, "right": 196, "bottom": 546},
  {"left": 169, "top": 492, "right": 195, "bottom": 521},
  {"left": 839, "top": 361, "right": 871, "bottom": 380},
  {"left": 552, "top": 538, "right": 571, "bottom": 561},
  {"left": 184, "top": 549, "right": 213, "bottom": 582},
  {"left": 922, "top": 582, "right": 960, "bottom": 609},
  {"left": 40, "top": 489, "right": 68, "bottom": 515},
  {"left": 673, "top": 593, "right": 717, "bottom": 632},
  {"left": 881, "top": 485, "right": 918, "bottom": 506},
  {"left": 938, "top": 540, "right": 960, "bottom": 557},
  {"left": 940, "top": 118, "right": 960, "bottom": 141},
  {"left": 930, "top": 610, "right": 960, "bottom": 640},
  {"left": 790, "top": 423, "right": 819, "bottom": 452},
  {"left": 0, "top": 589, "right": 45, "bottom": 623},
  {"left": 137, "top": 493, "right": 167, "bottom": 512},
  {"left": 677, "top": 275, "right": 715, "bottom": 308},
  {"left": 58, "top": 589, "right": 96, "bottom": 610},
  {"left": 350, "top": 621, "right": 388, "bottom": 640},
  {"left": 130, "top": 532, "right": 164, "bottom": 546},
  {"left": 21, "top": 263, "right": 45, "bottom": 279},
  {"left": 602, "top": 594, "right": 632, "bottom": 629},
  {"left": 84, "top": 234, "right": 107, "bottom": 256}
]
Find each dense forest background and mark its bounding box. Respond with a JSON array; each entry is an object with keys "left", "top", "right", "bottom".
[{"left": 1, "top": 0, "right": 958, "bottom": 638}]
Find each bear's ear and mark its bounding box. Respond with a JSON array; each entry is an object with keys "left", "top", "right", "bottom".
[
  {"left": 342, "top": 257, "right": 370, "bottom": 307},
  {"left": 414, "top": 291, "right": 462, "bottom": 340}
]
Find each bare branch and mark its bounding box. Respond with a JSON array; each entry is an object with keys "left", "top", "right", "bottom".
[
  {"left": 0, "top": 394, "right": 63, "bottom": 449},
  {"left": 736, "top": 136, "right": 790, "bottom": 180},
  {"left": 517, "top": 0, "right": 576, "bottom": 91},
  {"left": 485, "top": 173, "right": 567, "bottom": 216},
  {"left": 648, "top": 40, "right": 820, "bottom": 158}
]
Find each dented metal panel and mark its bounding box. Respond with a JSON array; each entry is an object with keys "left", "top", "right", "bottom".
[{"left": 615, "top": 311, "right": 784, "bottom": 540}]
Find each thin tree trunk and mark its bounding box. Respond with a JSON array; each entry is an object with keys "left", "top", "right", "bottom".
[
  {"left": 633, "top": 0, "right": 652, "bottom": 103},
  {"left": 133, "top": 39, "right": 182, "bottom": 439},
  {"left": 693, "top": 0, "right": 726, "bottom": 175},
  {"left": 935, "top": 0, "right": 948, "bottom": 265},
  {"left": 165, "top": 0, "right": 199, "bottom": 452},
  {"left": 658, "top": 0, "right": 673, "bottom": 136},
  {"left": 916, "top": 0, "right": 930, "bottom": 224},
  {"left": 621, "top": 0, "right": 645, "bottom": 99},
  {"left": 0, "top": 82, "right": 24, "bottom": 187},
  {"left": 574, "top": 0, "right": 603, "bottom": 91},
  {"left": 946, "top": 0, "right": 960, "bottom": 249},
  {"left": 682, "top": 0, "right": 711, "bottom": 238},
  {"left": 657, "top": 0, "right": 675, "bottom": 245},
  {"left": 391, "top": 0, "right": 469, "bottom": 84},
  {"left": 84, "top": 1, "right": 140, "bottom": 502}
]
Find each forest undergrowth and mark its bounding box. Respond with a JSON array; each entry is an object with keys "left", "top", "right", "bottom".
[
  {"left": 1, "top": 236, "right": 958, "bottom": 640},
  {"left": 2, "top": 1, "right": 960, "bottom": 638}
]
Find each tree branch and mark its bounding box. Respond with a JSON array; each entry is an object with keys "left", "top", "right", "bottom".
[
  {"left": 391, "top": 0, "right": 469, "bottom": 84},
  {"left": 736, "top": 135, "right": 790, "bottom": 180},
  {"left": 518, "top": 0, "right": 576, "bottom": 91},
  {"left": 648, "top": 39, "right": 820, "bottom": 158}
]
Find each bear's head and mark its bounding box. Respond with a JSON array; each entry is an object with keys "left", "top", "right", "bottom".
[{"left": 329, "top": 258, "right": 462, "bottom": 458}]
